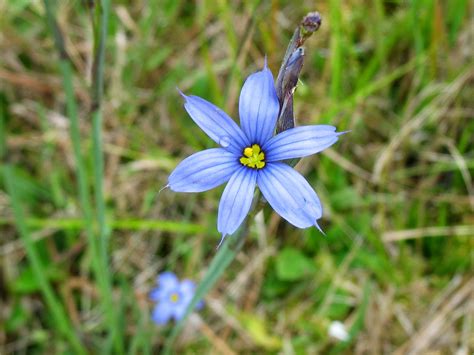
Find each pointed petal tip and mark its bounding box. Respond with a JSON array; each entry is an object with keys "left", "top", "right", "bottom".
[
  {"left": 158, "top": 184, "right": 169, "bottom": 195},
  {"left": 180, "top": 92, "right": 250, "bottom": 150},
  {"left": 264, "top": 55, "right": 268, "bottom": 69},
  {"left": 216, "top": 233, "right": 227, "bottom": 250},
  {"left": 176, "top": 87, "right": 186, "bottom": 100},
  {"left": 315, "top": 222, "right": 326, "bottom": 236},
  {"left": 337, "top": 130, "right": 351, "bottom": 136}
]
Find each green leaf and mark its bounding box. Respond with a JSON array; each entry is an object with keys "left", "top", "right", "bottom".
[
  {"left": 240, "top": 313, "right": 282, "bottom": 350},
  {"left": 262, "top": 269, "right": 291, "bottom": 298},
  {"left": 275, "top": 248, "right": 315, "bottom": 281}
]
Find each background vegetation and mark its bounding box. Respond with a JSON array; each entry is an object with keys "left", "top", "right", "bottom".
[{"left": 0, "top": 0, "right": 472, "bottom": 353}]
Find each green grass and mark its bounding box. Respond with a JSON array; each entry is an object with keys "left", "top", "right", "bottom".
[{"left": 1, "top": 1, "right": 472, "bottom": 354}]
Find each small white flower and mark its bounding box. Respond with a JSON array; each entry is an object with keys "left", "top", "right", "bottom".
[{"left": 329, "top": 321, "right": 349, "bottom": 341}]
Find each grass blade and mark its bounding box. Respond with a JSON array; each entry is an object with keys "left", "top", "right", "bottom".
[
  {"left": 42, "top": 1, "right": 119, "bottom": 352},
  {"left": 90, "top": 0, "right": 123, "bottom": 352},
  {"left": 3, "top": 166, "right": 86, "bottom": 354}
]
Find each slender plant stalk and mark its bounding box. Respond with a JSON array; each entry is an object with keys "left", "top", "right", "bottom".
[
  {"left": 329, "top": 0, "right": 343, "bottom": 100},
  {"left": 42, "top": 0, "right": 119, "bottom": 352},
  {"left": 0, "top": 96, "right": 6, "bottom": 160},
  {"left": 163, "top": 194, "right": 264, "bottom": 354},
  {"left": 3, "top": 166, "right": 86, "bottom": 354},
  {"left": 90, "top": 0, "right": 123, "bottom": 352},
  {"left": 91, "top": 0, "right": 109, "bottom": 262},
  {"left": 163, "top": 211, "right": 253, "bottom": 354}
]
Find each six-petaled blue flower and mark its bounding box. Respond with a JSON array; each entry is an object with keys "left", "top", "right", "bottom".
[
  {"left": 168, "top": 63, "right": 344, "bottom": 245},
  {"left": 150, "top": 272, "right": 203, "bottom": 325}
]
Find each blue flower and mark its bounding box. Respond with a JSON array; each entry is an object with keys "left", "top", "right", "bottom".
[
  {"left": 149, "top": 272, "right": 203, "bottom": 325},
  {"left": 168, "top": 63, "right": 344, "bottom": 244}
]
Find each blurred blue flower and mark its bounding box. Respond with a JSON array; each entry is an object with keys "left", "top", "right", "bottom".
[
  {"left": 150, "top": 272, "right": 203, "bottom": 325},
  {"left": 168, "top": 63, "right": 344, "bottom": 245}
]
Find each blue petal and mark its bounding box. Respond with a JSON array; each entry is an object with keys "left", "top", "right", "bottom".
[
  {"left": 171, "top": 301, "right": 188, "bottom": 321},
  {"left": 168, "top": 148, "right": 238, "bottom": 192},
  {"left": 257, "top": 163, "right": 322, "bottom": 229},
  {"left": 196, "top": 299, "right": 205, "bottom": 310},
  {"left": 263, "top": 125, "right": 343, "bottom": 162},
  {"left": 178, "top": 280, "right": 196, "bottom": 303},
  {"left": 217, "top": 167, "right": 257, "bottom": 238},
  {"left": 150, "top": 272, "right": 180, "bottom": 302},
  {"left": 151, "top": 302, "right": 173, "bottom": 325},
  {"left": 239, "top": 66, "right": 280, "bottom": 145},
  {"left": 179, "top": 280, "right": 204, "bottom": 310},
  {"left": 149, "top": 287, "right": 164, "bottom": 302},
  {"left": 181, "top": 93, "right": 249, "bottom": 154},
  {"left": 157, "top": 272, "right": 179, "bottom": 290}
]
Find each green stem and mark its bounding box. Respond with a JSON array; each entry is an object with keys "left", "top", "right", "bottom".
[
  {"left": 90, "top": 0, "right": 123, "bottom": 352},
  {"left": 91, "top": 0, "right": 109, "bottom": 258},
  {"left": 0, "top": 95, "right": 6, "bottom": 160},
  {"left": 42, "top": 1, "right": 118, "bottom": 352},
  {"left": 163, "top": 232, "right": 243, "bottom": 354},
  {"left": 163, "top": 193, "right": 263, "bottom": 353}
]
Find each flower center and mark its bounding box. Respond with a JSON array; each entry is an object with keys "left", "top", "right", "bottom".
[
  {"left": 169, "top": 293, "right": 179, "bottom": 303},
  {"left": 239, "top": 144, "right": 265, "bottom": 169}
]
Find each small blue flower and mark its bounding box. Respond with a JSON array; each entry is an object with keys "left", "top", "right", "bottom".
[
  {"left": 169, "top": 63, "right": 344, "bottom": 245},
  {"left": 150, "top": 272, "right": 203, "bottom": 325}
]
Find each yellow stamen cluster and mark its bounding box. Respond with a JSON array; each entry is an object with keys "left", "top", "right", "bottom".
[
  {"left": 170, "top": 293, "right": 179, "bottom": 303},
  {"left": 239, "top": 144, "right": 265, "bottom": 169}
]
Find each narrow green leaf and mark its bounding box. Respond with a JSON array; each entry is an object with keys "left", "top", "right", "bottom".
[
  {"left": 4, "top": 166, "right": 86, "bottom": 353},
  {"left": 163, "top": 236, "right": 240, "bottom": 354}
]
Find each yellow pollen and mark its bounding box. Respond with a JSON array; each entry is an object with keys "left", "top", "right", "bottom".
[
  {"left": 239, "top": 144, "right": 265, "bottom": 169},
  {"left": 170, "top": 293, "right": 179, "bottom": 303},
  {"left": 243, "top": 147, "right": 253, "bottom": 157}
]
